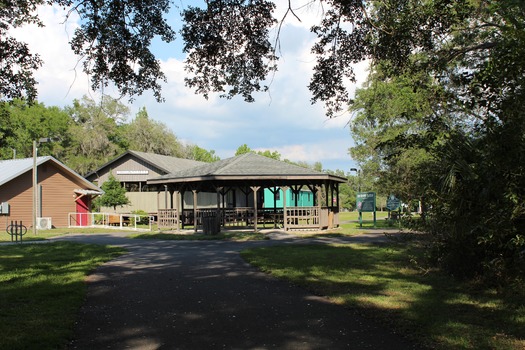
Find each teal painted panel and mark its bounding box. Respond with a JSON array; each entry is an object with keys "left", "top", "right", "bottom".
[{"left": 263, "top": 188, "right": 313, "bottom": 208}]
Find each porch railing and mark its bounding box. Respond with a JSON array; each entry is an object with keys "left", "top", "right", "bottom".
[
  {"left": 157, "top": 206, "right": 338, "bottom": 231},
  {"left": 68, "top": 212, "right": 153, "bottom": 231},
  {"left": 285, "top": 207, "right": 320, "bottom": 229}
]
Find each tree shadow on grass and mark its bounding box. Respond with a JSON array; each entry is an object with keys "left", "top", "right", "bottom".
[{"left": 241, "top": 243, "right": 525, "bottom": 349}]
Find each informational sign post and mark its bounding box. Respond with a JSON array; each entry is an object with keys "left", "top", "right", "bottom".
[
  {"left": 356, "top": 192, "right": 376, "bottom": 227},
  {"left": 386, "top": 194, "right": 401, "bottom": 222},
  {"left": 386, "top": 195, "right": 401, "bottom": 211}
]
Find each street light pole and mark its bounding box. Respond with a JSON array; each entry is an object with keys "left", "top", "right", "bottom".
[{"left": 350, "top": 168, "right": 361, "bottom": 193}]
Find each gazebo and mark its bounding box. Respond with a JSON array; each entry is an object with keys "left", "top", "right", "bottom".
[{"left": 147, "top": 153, "right": 347, "bottom": 233}]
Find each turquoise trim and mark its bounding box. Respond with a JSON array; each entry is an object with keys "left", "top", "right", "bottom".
[{"left": 263, "top": 188, "right": 314, "bottom": 208}]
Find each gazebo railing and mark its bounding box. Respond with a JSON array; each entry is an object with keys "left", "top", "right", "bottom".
[
  {"left": 285, "top": 207, "right": 320, "bottom": 229},
  {"left": 158, "top": 209, "right": 179, "bottom": 229},
  {"left": 221, "top": 207, "right": 252, "bottom": 227},
  {"left": 157, "top": 206, "right": 339, "bottom": 231},
  {"left": 179, "top": 208, "right": 284, "bottom": 229}
]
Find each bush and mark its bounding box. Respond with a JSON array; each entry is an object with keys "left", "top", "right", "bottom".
[{"left": 131, "top": 210, "right": 150, "bottom": 225}]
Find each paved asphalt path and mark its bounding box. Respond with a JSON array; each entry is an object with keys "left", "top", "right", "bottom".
[{"left": 50, "top": 232, "right": 424, "bottom": 350}]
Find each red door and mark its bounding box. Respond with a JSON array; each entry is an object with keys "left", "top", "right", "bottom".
[{"left": 75, "top": 196, "right": 91, "bottom": 226}]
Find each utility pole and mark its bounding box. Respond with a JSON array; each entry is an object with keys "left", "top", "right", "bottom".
[
  {"left": 32, "top": 138, "right": 52, "bottom": 235},
  {"left": 32, "top": 140, "right": 37, "bottom": 235}
]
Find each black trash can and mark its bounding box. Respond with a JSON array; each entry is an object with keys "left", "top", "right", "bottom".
[{"left": 202, "top": 213, "right": 220, "bottom": 235}]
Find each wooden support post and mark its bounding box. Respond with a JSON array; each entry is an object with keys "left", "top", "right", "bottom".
[
  {"left": 216, "top": 187, "right": 222, "bottom": 231},
  {"left": 250, "top": 186, "right": 260, "bottom": 232},
  {"left": 192, "top": 190, "right": 198, "bottom": 233},
  {"left": 175, "top": 190, "right": 180, "bottom": 231},
  {"left": 273, "top": 187, "right": 278, "bottom": 212},
  {"left": 292, "top": 184, "right": 303, "bottom": 206},
  {"left": 325, "top": 182, "right": 329, "bottom": 207},
  {"left": 164, "top": 185, "right": 168, "bottom": 209},
  {"left": 336, "top": 182, "right": 340, "bottom": 227},
  {"left": 238, "top": 187, "right": 249, "bottom": 205},
  {"left": 282, "top": 186, "right": 289, "bottom": 231},
  {"left": 266, "top": 186, "right": 278, "bottom": 212},
  {"left": 180, "top": 190, "right": 185, "bottom": 229},
  {"left": 306, "top": 184, "right": 316, "bottom": 206},
  {"left": 170, "top": 189, "right": 175, "bottom": 210},
  {"left": 317, "top": 185, "right": 322, "bottom": 229}
]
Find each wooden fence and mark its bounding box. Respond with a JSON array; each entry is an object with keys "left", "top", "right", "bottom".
[{"left": 157, "top": 206, "right": 338, "bottom": 231}]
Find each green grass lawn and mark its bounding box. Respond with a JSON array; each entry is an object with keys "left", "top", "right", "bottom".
[
  {"left": 0, "top": 242, "right": 125, "bottom": 349},
  {"left": 241, "top": 243, "right": 525, "bottom": 350},
  {"left": 339, "top": 210, "right": 390, "bottom": 221},
  {"left": 340, "top": 210, "right": 400, "bottom": 226},
  {"left": 0, "top": 227, "right": 134, "bottom": 242},
  {"left": 1, "top": 226, "right": 270, "bottom": 242}
]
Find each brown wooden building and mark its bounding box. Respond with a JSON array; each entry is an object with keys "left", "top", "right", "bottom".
[
  {"left": 85, "top": 150, "right": 209, "bottom": 214},
  {"left": 0, "top": 156, "right": 102, "bottom": 229}
]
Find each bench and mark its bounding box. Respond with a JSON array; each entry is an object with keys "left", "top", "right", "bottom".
[{"left": 108, "top": 215, "right": 130, "bottom": 226}]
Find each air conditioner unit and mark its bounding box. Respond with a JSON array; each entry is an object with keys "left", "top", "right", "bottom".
[
  {"left": 36, "top": 217, "right": 52, "bottom": 230},
  {"left": 0, "top": 202, "right": 9, "bottom": 214}
]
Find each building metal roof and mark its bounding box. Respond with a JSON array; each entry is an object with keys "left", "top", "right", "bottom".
[
  {"left": 128, "top": 150, "right": 205, "bottom": 174},
  {"left": 148, "top": 153, "right": 347, "bottom": 185},
  {"left": 85, "top": 150, "right": 205, "bottom": 179},
  {"left": 74, "top": 189, "right": 104, "bottom": 195},
  {"left": 0, "top": 156, "right": 102, "bottom": 191}
]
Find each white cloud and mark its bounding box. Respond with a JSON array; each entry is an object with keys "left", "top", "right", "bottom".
[
  {"left": 9, "top": 5, "right": 96, "bottom": 105},
  {"left": 259, "top": 138, "right": 349, "bottom": 162}
]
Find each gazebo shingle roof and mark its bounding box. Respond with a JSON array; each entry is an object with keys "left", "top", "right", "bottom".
[{"left": 148, "top": 153, "right": 346, "bottom": 185}]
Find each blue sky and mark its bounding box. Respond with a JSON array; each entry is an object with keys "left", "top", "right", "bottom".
[{"left": 12, "top": 2, "right": 368, "bottom": 172}]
